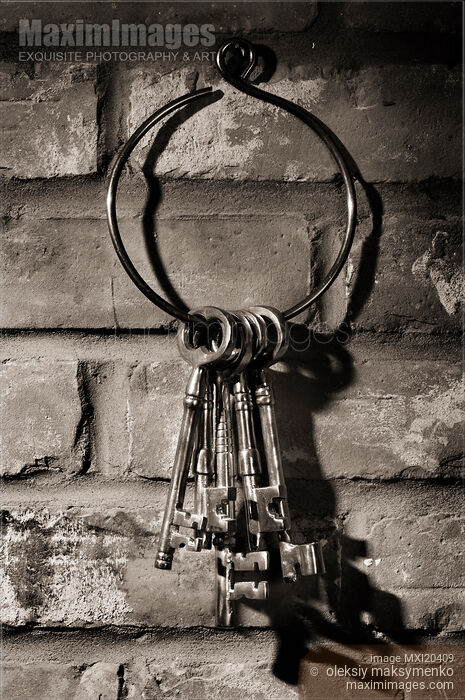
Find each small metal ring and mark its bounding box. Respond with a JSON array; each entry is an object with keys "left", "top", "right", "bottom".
[
  {"left": 226, "top": 311, "right": 254, "bottom": 376},
  {"left": 249, "top": 306, "right": 289, "bottom": 366},
  {"left": 177, "top": 307, "right": 239, "bottom": 368},
  {"left": 216, "top": 38, "right": 257, "bottom": 81}
]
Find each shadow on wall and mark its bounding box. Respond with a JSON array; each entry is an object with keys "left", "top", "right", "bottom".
[
  {"left": 124, "top": 72, "right": 416, "bottom": 686},
  {"left": 238, "top": 164, "right": 418, "bottom": 684}
]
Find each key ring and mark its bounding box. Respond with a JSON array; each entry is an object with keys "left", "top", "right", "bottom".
[{"left": 107, "top": 38, "right": 357, "bottom": 323}]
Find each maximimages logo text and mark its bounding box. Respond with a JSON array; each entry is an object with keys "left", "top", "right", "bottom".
[{"left": 18, "top": 20, "right": 216, "bottom": 62}]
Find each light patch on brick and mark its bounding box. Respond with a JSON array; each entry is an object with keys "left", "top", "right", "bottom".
[
  {"left": 374, "top": 378, "right": 464, "bottom": 471},
  {"left": 0, "top": 509, "right": 131, "bottom": 625},
  {"left": 413, "top": 247, "right": 465, "bottom": 315}
]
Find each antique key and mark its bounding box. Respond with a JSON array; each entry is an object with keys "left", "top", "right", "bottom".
[
  {"left": 250, "top": 308, "right": 325, "bottom": 582},
  {"left": 155, "top": 304, "right": 326, "bottom": 625},
  {"left": 154, "top": 365, "right": 207, "bottom": 569},
  {"left": 155, "top": 307, "right": 240, "bottom": 569}
]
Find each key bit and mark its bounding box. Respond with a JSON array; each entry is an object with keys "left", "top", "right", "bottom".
[
  {"left": 279, "top": 540, "right": 326, "bottom": 582},
  {"left": 248, "top": 485, "right": 287, "bottom": 534},
  {"left": 229, "top": 580, "right": 269, "bottom": 601},
  {"left": 227, "top": 550, "right": 270, "bottom": 571},
  {"left": 170, "top": 530, "right": 204, "bottom": 552},
  {"left": 216, "top": 548, "right": 269, "bottom": 625},
  {"left": 172, "top": 508, "right": 207, "bottom": 531},
  {"left": 206, "top": 486, "right": 236, "bottom": 532}
]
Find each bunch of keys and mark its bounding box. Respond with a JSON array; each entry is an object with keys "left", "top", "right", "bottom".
[{"left": 154, "top": 306, "right": 325, "bottom": 627}]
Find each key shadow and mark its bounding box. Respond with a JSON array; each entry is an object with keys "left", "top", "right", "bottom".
[{"left": 238, "top": 180, "right": 419, "bottom": 685}]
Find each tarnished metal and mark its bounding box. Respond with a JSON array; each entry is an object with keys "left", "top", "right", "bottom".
[
  {"left": 253, "top": 368, "right": 292, "bottom": 532},
  {"left": 107, "top": 39, "right": 357, "bottom": 323},
  {"left": 279, "top": 541, "right": 326, "bottom": 582},
  {"left": 151, "top": 305, "right": 327, "bottom": 623},
  {"left": 154, "top": 366, "right": 206, "bottom": 570}
]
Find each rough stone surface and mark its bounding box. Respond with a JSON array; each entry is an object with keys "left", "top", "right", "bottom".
[
  {"left": 90, "top": 352, "right": 464, "bottom": 481},
  {"left": 127, "top": 358, "right": 190, "bottom": 479},
  {"left": 124, "top": 63, "right": 461, "bottom": 182},
  {"left": 343, "top": 1, "right": 461, "bottom": 33},
  {"left": 1, "top": 215, "right": 310, "bottom": 329},
  {"left": 123, "top": 657, "right": 298, "bottom": 699},
  {"left": 345, "top": 511, "right": 464, "bottom": 590},
  {"left": 350, "top": 216, "right": 463, "bottom": 333},
  {"left": 0, "top": 361, "right": 88, "bottom": 478},
  {"left": 74, "top": 663, "right": 123, "bottom": 700},
  {"left": 0, "top": 505, "right": 216, "bottom": 627},
  {"left": 0, "top": 1, "right": 318, "bottom": 33},
  {"left": 0, "top": 63, "right": 98, "bottom": 178},
  {"left": 1, "top": 484, "right": 462, "bottom": 632},
  {"left": 1, "top": 631, "right": 299, "bottom": 700},
  {"left": 1, "top": 663, "right": 81, "bottom": 700},
  {"left": 2, "top": 183, "right": 462, "bottom": 332},
  {"left": 302, "top": 360, "right": 464, "bottom": 480}
]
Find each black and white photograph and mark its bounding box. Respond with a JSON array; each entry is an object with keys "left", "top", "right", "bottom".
[{"left": 1, "top": 1, "right": 463, "bottom": 698}]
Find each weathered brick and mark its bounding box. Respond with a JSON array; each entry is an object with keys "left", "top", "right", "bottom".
[
  {"left": 127, "top": 358, "right": 190, "bottom": 479},
  {"left": 83, "top": 362, "right": 130, "bottom": 477},
  {"left": 345, "top": 512, "right": 464, "bottom": 590},
  {"left": 124, "top": 63, "right": 461, "bottom": 182},
  {"left": 336, "top": 482, "right": 464, "bottom": 634},
  {"left": 2, "top": 181, "right": 461, "bottom": 333},
  {"left": 0, "top": 505, "right": 215, "bottom": 627},
  {"left": 303, "top": 359, "right": 464, "bottom": 480},
  {"left": 0, "top": 63, "right": 97, "bottom": 178},
  {"left": 1, "top": 215, "right": 310, "bottom": 329},
  {"left": 74, "top": 663, "right": 122, "bottom": 700},
  {"left": 349, "top": 218, "right": 463, "bottom": 333},
  {"left": 0, "top": 501, "right": 332, "bottom": 629},
  {"left": 1, "top": 631, "right": 299, "bottom": 700},
  {"left": 343, "top": 1, "right": 461, "bottom": 34},
  {"left": 1, "top": 661, "right": 124, "bottom": 700},
  {"left": 1, "top": 483, "right": 462, "bottom": 633},
  {"left": 0, "top": 1, "right": 317, "bottom": 33},
  {"left": 122, "top": 347, "right": 463, "bottom": 480},
  {"left": 1, "top": 663, "right": 81, "bottom": 700},
  {"left": 399, "top": 589, "right": 464, "bottom": 633},
  {"left": 124, "top": 656, "right": 298, "bottom": 700},
  {"left": 0, "top": 361, "right": 88, "bottom": 478}
]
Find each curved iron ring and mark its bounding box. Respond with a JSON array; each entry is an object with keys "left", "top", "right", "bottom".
[{"left": 107, "top": 38, "right": 357, "bottom": 323}]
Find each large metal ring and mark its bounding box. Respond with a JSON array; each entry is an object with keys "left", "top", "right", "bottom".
[{"left": 107, "top": 39, "right": 357, "bottom": 323}]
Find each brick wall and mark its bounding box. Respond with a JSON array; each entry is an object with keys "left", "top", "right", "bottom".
[{"left": 1, "top": 2, "right": 463, "bottom": 698}]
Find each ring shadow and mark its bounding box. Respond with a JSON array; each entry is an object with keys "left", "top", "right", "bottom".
[{"left": 136, "top": 88, "right": 417, "bottom": 686}]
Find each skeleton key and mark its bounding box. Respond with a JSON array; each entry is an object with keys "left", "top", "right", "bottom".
[
  {"left": 155, "top": 365, "right": 207, "bottom": 569},
  {"left": 216, "top": 548, "right": 270, "bottom": 626},
  {"left": 248, "top": 307, "right": 292, "bottom": 534},
  {"left": 204, "top": 309, "right": 253, "bottom": 536},
  {"left": 250, "top": 307, "right": 326, "bottom": 581},
  {"left": 231, "top": 309, "right": 291, "bottom": 542},
  {"left": 155, "top": 308, "right": 239, "bottom": 568},
  {"left": 192, "top": 370, "right": 215, "bottom": 548}
]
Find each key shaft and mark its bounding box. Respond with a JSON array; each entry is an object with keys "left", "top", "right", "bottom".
[{"left": 155, "top": 366, "right": 206, "bottom": 569}]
